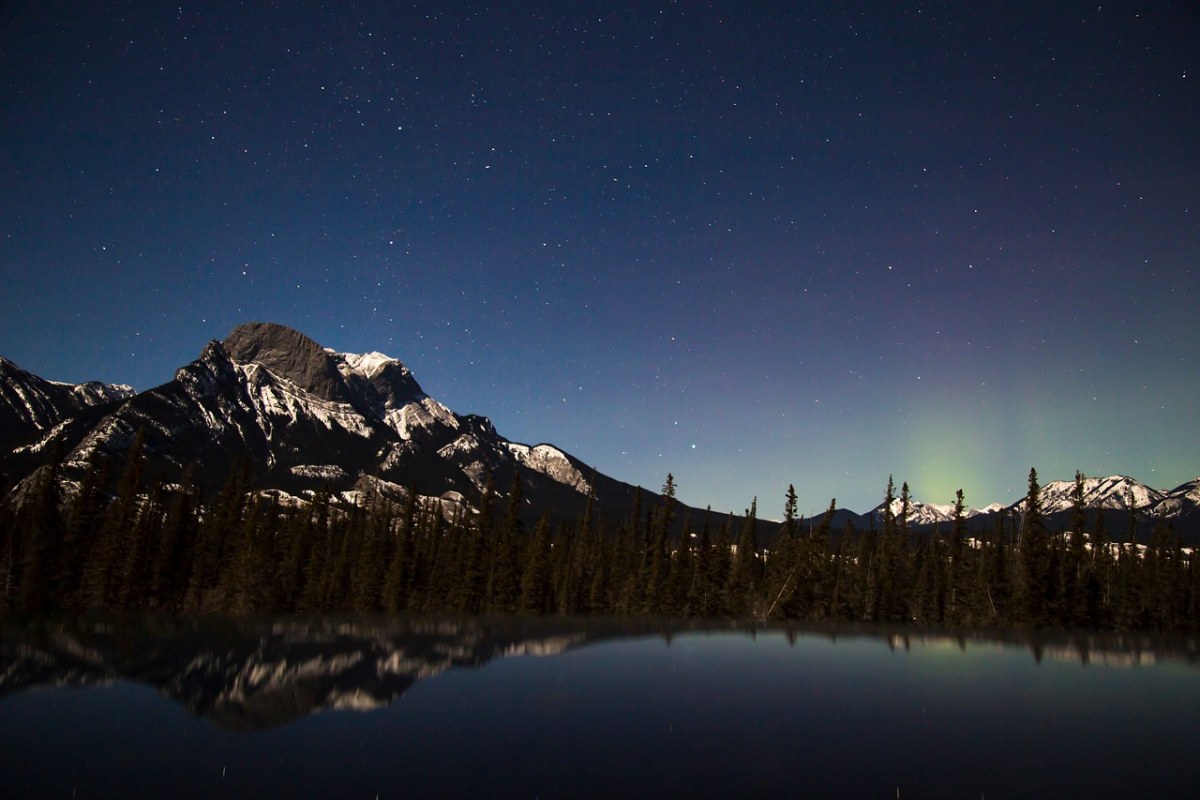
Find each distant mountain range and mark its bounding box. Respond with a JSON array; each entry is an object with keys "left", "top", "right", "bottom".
[
  {"left": 872, "top": 473, "right": 1199, "bottom": 527},
  {"left": 864, "top": 474, "right": 1200, "bottom": 542},
  {"left": 2, "top": 322, "right": 1197, "bottom": 540}
]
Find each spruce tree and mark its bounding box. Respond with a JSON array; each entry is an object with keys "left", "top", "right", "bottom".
[
  {"left": 1062, "top": 471, "right": 1088, "bottom": 626},
  {"left": 1017, "top": 467, "right": 1050, "bottom": 625},
  {"left": 16, "top": 447, "right": 66, "bottom": 611},
  {"left": 487, "top": 473, "right": 524, "bottom": 612},
  {"left": 642, "top": 474, "right": 676, "bottom": 613},
  {"left": 945, "top": 489, "right": 966, "bottom": 623},
  {"left": 518, "top": 512, "right": 553, "bottom": 613},
  {"left": 150, "top": 466, "right": 197, "bottom": 610},
  {"left": 728, "top": 499, "right": 759, "bottom": 615},
  {"left": 82, "top": 430, "right": 147, "bottom": 608}
]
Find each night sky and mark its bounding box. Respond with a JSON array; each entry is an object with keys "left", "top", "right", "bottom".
[{"left": 2, "top": 2, "right": 1197, "bottom": 517}]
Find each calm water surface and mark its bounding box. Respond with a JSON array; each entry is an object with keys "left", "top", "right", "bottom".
[{"left": 1, "top": 617, "right": 1197, "bottom": 798}]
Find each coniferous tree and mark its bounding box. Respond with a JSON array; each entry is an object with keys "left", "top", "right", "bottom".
[
  {"left": 665, "top": 514, "right": 694, "bottom": 615},
  {"left": 518, "top": 512, "right": 553, "bottom": 613},
  {"left": 706, "top": 513, "right": 734, "bottom": 617},
  {"left": 116, "top": 478, "right": 167, "bottom": 608},
  {"left": 220, "top": 494, "right": 272, "bottom": 612},
  {"left": 728, "top": 499, "right": 759, "bottom": 616},
  {"left": 687, "top": 510, "right": 717, "bottom": 616},
  {"left": 59, "top": 452, "right": 109, "bottom": 609},
  {"left": 381, "top": 486, "right": 419, "bottom": 612},
  {"left": 81, "top": 430, "right": 147, "bottom": 608},
  {"left": 16, "top": 446, "right": 66, "bottom": 612},
  {"left": 641, "top": 474, "right": 676, "bottom": 614},
  {"left": 487, "top": 473, "right": 524, "bottom": 612},
  {"left": 1060, "top": 471, "right": 1088, "bottom": 626},
  {"left": 349, "top": 499, "right": 391, "bottom": 611},
  {"left": 762, "top": 488, "right": 800, "bottom": 620},
  {"left": 874, "top": 477, "right": 908, "bottom": 622},
  {"left": 1017, "top": 468, "right": 1051, "bottom": 625},
  {"left": 184, "top": 459, "right": 252, "bottom": 611},
  {"left": 150, "top": 467, "right": 197, "bottom": 610},
  {"left": 298, "top": 486, "right": 335, "bottom": 612},
  {"left": 944, "top": 489, "right": 966, "bottom": 624},
  {"left": 828, "top": 525, "right": 857, "bottom": 620}
]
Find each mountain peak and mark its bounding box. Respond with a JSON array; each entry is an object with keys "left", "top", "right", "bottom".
[{"left": 223, "top": 322, "right": 350, "bottom": 403}]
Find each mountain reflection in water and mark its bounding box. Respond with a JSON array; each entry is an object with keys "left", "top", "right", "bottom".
[{"left": 2, "top": 615, "right": 1196, "bottom": 731}]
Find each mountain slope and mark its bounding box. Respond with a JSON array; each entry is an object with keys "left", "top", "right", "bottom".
[
  {"left": 0, "top": 356, "right": 134, "bottom": 454},
  {"left": 1150, "top": 477, "right": 1200, "bottom": 520}
]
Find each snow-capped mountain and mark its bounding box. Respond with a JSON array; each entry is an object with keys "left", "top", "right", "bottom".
[
  {"left": 0, "top": 356, "right": 134, "bottom": 453},
  {"left": 0, "top": 322, "right": 633, "bottom": 524},
  {"left": 861, "top": 474, "right": 1200, "bottom": 541},
  {"left": 871, "top": 497, "right": 979, "bottom": 527},
  {"left": 1151, "top": 477, "right": 1200, "bottom": 520},
  {"left": 1009, "top": 474, "right": 1166, "bottom": 514}
]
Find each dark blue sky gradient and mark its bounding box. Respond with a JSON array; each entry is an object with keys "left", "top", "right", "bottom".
[{"left": 2, "top": 2, "right": 1197, "bottom": 515}]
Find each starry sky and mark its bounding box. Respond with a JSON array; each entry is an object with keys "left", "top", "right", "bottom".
[{"left": 2, "top": 1, "right": 1198, "bottom": 517}]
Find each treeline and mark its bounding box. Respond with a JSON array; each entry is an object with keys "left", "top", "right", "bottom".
[{"left": 1, "top": 437, "right": 1197, "bottom": 631}]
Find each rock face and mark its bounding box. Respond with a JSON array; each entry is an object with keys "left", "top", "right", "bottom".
[{"left": 223, "top": 322, "right": 356, "bottom": 404}]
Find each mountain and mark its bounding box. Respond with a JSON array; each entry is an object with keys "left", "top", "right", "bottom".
[
  {"left": 870, "top": 497, "right": 984, "bottom": 527},
  {"left": 878, "top": 474, "right": 1200, "bottom": 542},
  {"left": 0, "top": 356, "right": 133, "bottom": 455},
  {"left": 1009, "top": 474, "right": 1166, "bottom": 514},
  {"left": 867, "top": 475, "right": 1177, "bottom": 529},
  {"left": 1151, "top": 477, "right": 1200, "bottom": 521},
  {"left": 0, "top": 322, "right": 682, "bottom": 528}
]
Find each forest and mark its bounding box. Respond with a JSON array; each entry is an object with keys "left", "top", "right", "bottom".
[{"left": 2, "top": 432, "right": 1197, "bottom": 632}]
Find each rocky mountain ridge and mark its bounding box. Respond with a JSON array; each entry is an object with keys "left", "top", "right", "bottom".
[
  {"left": 0, "top": 356, "right": 134, "bottom": 454},
  {"left": 869, "top": 474, "right": 1199, "bottom": 531}
]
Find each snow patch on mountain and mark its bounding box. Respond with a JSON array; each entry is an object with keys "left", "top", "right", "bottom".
[
  {"left": 241, "top": 363, "right": 376, "bottom": 439},
  {"left": 63, "top": 381, "right": 136, "bottom": 406},
  {"left": 383, "top": 397, "right": 459, "bottom": 440},
  {"left": 459, "top": 459, "right": 490, "bottom": 490},
  {"left": 505, "top": 442, "right": 591, "bottom": 494},
  {"left": 873, "top": 497, "right": 983, "bottom": 526},
  {"left": 438, "top": 433, "right": 485, "bottom": 461},
  {"left": 330, "top": 349, "right": 399, "bottom": 380},
  {"left": 1149, "top": 477, "right": 1200, "bottom": 518},
  {"left": 290, "top": 464, "right": 350, "bottom": 482},
  {"left": 12, "top": 420, "right": 72, "bottom": 456}
]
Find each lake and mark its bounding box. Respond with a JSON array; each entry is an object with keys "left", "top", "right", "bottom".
[{"left": 1, "top": 616, "right": 1197, "bottom": 798}]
